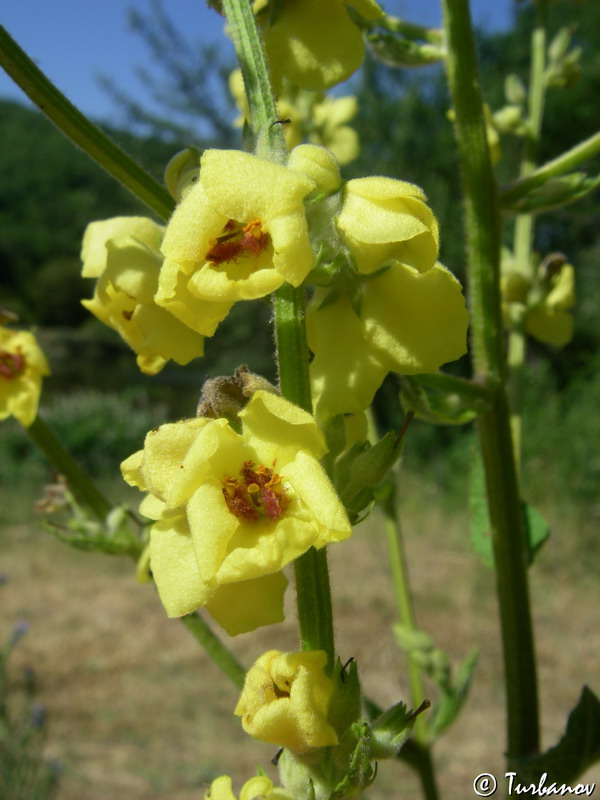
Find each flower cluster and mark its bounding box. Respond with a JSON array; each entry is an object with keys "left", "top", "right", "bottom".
[
  {"left": 0, "top": 326, "right": 50, "bottom": 427},
  {"left": 82, "top": 141, "right": 468, "bottom": 412},
  {"left": 307, "top": 176, "right": 469, "bottom": 418},
  {"left": 501, "top": 250, "right": 575, "bottom": 347},
  {"left": 82, "top": 148, "right": 331, "bottom": 373},
  {"left": 121, "top": 391, "right": 351, "bottom": 633}
]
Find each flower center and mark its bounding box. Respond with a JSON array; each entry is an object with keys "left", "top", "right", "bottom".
[
  {"left": 206, "top": 219, "right": 270, "bottom": 265},
  {"left": 221, "top": 460, "right": 290, "bottom": 522},
  {"left": 0, "top": 349, "right": 25, "bottom": 379}
]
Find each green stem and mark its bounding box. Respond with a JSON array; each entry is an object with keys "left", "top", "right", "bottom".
[
  {"left": 222, "top": 0, "right": 335, "bottom": 667},
  {"left": 180, "top": 613, "right": 246, "bottom": 690},
  {"left": 26, "top": 416, "right": 111, "bottom": 520},
  {"left": 441, "top": 0, "right": 539, "bottom": 761},
  {"left": 0, "top": 25, "right": 174, "bottom": 220},
  {"left": 514, "top": 0, "right": 547, "bottom": 273},
  {"left": 440, "top": 6, "right": 503, "bottom": 379},
  {"left": 274, "top": 285, "right": 335, "bottom": 666},
  {"left": 399, "top": 740, "right": 440, "bottom": 800},
  {"left": 382, "top": 493, "right": 440, "bottom": 799},
  {"left": 221, "top": 0, "right": 287, "bottom": 162},
  {"left": 500, "top": 130, "right": 600, "bottom": 209},
  {"left": 272, "top": 283, "right": 313, "bottom": 412}
]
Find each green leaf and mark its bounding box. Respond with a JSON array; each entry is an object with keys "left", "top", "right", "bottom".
[
  {"left": 516, "top": 686, "right": 600, "bottom": 785},
  {"left": 429, "top": 647, "right": 479, "bottom": 739},
  {"left": 44, "top": 504, "right": 144, "bottom": 558}
]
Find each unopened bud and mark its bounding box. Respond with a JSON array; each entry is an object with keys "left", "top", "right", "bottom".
[{"left": 164, "top": 147, "right": 201, "bottom": 202}]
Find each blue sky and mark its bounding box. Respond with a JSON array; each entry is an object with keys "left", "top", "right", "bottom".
[{"left": 1, "top": 0, "right": 515, "bottom": 123}]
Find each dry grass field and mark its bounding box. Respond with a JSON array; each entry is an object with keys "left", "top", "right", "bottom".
[{"left": 2, "top": 481, "right": 598, "bottom": 800}]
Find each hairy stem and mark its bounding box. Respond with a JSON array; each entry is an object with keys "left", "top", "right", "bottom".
[
  {"left": 26, "top": 416, "right": 111, "bottom": 520},
  {"left": 222, "top": 0, "right": 335, "bottom": 667},
  {"left": 180, "top": 614, "right": 246, "bottom": 690},
  {"left": 441, "top": 0, "right": 540, "bottom": 760}
]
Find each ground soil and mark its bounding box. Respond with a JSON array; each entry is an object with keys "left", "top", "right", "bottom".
[{"left": 2, "top": 497, "right": 598, "bottom": 800}]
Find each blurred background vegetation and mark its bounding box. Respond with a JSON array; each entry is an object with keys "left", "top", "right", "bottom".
[{"left": 1, "top": 0, "right": 598, "bottom": 557}]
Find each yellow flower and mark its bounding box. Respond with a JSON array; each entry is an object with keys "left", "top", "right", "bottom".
[
  {"left": 0, "top": 327, "right": 50, "bottom": 427},
  {"left": 143, "top": 506, "right": 288, "bottom": 632},
  {"left": 307, "top": 263, "right": 470, "bottom": 419},
  {"left": 121, "top": 391, "right": 351, "bottom": 621},
  {"left": 81, "top": 217, "right": 204, "bottom": 374},
  {"left": 336, "top": 177, "right": 440, "bottom": 274},
  {"left": 155, "top": 150, "right": 316, "bottom": 334},
  {"left": 501, "top": 253, "right": 576, "bottom": 348},
  {"left": 204, "top": 775, "right": 293, "bottom": 800},
  {"left": 526, "top": 262, "right": 575, "bottom": 347},
  {"left": 234, "top": 650, "right": 339, "bottom": 754},
  {"left": 257, "top": 0, "right": 384, "bottom": 91}
]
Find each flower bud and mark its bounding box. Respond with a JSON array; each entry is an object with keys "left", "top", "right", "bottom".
[
  {"left": 287, "top": 144, "right": 342, "bottom": 194},
  {"left": 234, "top": 650, "right": 339, "bottom": 753},
  {"left": 164, "top": 147, "right": 201, "bottom": 202}
]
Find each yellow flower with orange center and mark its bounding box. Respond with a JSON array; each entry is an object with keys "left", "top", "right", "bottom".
[
  {"left": 155, "top": 149, "right": 317, "bottom": 336},
  {"left": 121, "top": 391, "right": 351, "bottom": 626},
  {"left": 0, "top": 327, "right": 50, "bottom": 427}
]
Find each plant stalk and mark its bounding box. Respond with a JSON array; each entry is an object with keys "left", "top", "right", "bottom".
[
  {"left": 180, "top": 613, "right": 246, "bottom": 690},
  {"left": 499, "top": 130, "right": 600, "bottom": 208},
  {"left": 0, "top": 26, "right": 174, "bottom": 220},
  {"left": 222, "top": 0, "right": 335, "bottom": 667},
  {"left": 26, "top": 416, "right": 112, "bottom": 520},
  {"left": 441, "top": 0, "right": 540, "bottom": 760}
]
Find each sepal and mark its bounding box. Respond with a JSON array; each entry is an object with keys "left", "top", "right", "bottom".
[
  {"left": 368, "top": 700, "right": 423, "bottom": 759},
  {"left": 328, "top": 722, "right": 377, "bottom": 798}
]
